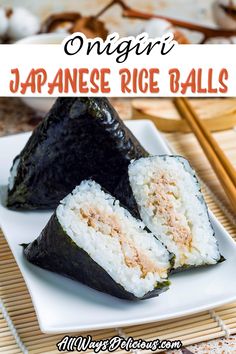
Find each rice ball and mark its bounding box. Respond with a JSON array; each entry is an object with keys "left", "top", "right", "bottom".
[{"left": 8, "top": 8, "right": 40, "bottom": 40}]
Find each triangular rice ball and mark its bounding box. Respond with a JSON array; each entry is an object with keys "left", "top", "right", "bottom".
[
  {"left": 23, "top": 180, "right": 171, "bottom": 300},
  {"left": 7, "top": 98, "right": 147, "bottom": 209}
]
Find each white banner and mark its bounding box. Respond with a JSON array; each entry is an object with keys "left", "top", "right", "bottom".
[{"left": 0, "top": 38, "right": 235, "bottom": 97}]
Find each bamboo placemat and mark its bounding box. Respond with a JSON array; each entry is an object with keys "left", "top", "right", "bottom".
[{"left": 0, "top": 128, "right": 236, "bottom": 354}]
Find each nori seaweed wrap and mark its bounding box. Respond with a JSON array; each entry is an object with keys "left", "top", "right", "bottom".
[
  {"left": 7, "top": 97, "right": 148, "bottom": 210},
  {"left": 23, "top": 181, "right": 171, "bottom": 300}
]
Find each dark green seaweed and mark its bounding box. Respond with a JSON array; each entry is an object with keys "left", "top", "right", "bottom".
[
  {"left": 113, "top": 173, "right": 140, "bottom": 219},
  {"left": 23, "top": 213, "right": 170, "bottom": 300},
  {"left": 7, "top": 98, "right": 148, "bottom": 210}
]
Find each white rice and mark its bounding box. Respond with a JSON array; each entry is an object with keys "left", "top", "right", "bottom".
[
  {"left": 129, "top": 156, "right": 221, "bottom": 269},
  {"left": 57, "top": 180, "right": 170, "bottom": 298}
]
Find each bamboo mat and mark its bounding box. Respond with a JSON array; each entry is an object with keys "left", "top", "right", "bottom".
[{"left": 1, "top": 129, "right": 236, "bottom": 354}]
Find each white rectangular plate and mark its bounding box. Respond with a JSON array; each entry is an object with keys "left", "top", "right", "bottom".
[{"left": 0, "top": 120, "right": 236, "bottom": 334}]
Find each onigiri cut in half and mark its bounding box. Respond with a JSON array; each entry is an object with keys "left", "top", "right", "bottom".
[
  {"left": 127, "top": 155, "right": 223, "bottom": 270},
  {"left": 23, "top": 180, "right": 172, "bottom": 300}
]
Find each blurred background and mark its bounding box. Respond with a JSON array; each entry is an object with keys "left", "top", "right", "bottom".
[{"left": 0, "top": 0, "right": 236, "bottom": 44}]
